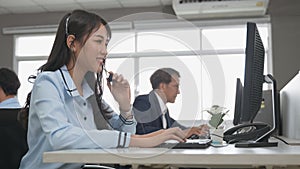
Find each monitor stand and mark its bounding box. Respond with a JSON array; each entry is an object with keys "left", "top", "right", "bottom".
[
  {"left": 235, "top": 140, "right": 278, "bottom": 148},
  {"left": 235, "top": 74, "right": 279, "bottom": 148}
]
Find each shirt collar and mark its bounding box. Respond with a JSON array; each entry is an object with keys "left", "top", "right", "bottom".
[
  {"left": 154, "top": 90, "right": 167, "bottom": 114},
  {"left": 0, "top": 97, "right": 21, "bottom": 108},
  {"left": 59, "top": 65, "right": 94, "bottom": 99}
]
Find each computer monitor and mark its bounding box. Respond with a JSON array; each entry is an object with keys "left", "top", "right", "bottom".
[
  {"left": 233, "top": 78, "right": 243, "bottom": 126},
  {"left": 224, "top": 22, "right": 278, "bottom": 147},
  {"left": 240, "top": 22, "right": 265, "bottom": 124}
]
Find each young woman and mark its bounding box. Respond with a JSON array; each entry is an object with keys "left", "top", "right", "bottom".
[{"left": 19, "top": 9, "right": 186, "bottom": 169}]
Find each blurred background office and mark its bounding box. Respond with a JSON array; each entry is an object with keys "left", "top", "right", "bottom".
[{"left": 0, "top": 0, "right": 299, "bottom": 123}]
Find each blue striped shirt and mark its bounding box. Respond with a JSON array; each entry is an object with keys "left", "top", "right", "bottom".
[{"left": 19, "top": 65, "right": 136, "bottom": 169}]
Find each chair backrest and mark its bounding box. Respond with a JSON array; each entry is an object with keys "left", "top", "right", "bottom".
[{"left": 0, "top": 108, "right": 28, "bottom": 169}]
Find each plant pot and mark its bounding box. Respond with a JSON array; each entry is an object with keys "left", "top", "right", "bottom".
[{"left": 209, "top": 128, "right": 224, "bottom": 144}]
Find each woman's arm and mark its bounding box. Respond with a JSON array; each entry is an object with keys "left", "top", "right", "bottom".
[
  {"left": 132, "top": 129, "right": 165, "bottom": 138},
  {"left": 129, "top": 127, "right": 186, "bottom": 148}
]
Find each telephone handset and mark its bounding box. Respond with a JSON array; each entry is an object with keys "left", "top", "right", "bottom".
[{"left": 223, "top": 122, "right": 271, "bottom": 144}]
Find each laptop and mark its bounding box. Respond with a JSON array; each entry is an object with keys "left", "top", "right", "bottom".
[{"left": 158, "top": 139, "right": 211, "bottom": 149}]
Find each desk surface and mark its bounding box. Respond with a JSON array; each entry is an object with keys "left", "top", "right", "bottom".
[{"left": 43, "top": 142, "right": 300, "bottom": 167}]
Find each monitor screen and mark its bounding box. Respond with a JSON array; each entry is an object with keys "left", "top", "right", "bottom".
[
  {"left": 234, "top": 22, "right": 265, "bottom": 124},
  {"left": 233, "top": 78, "right": 243, "bottom": 125},
  {"left": 225, "top": 22, "right": 278, "bottom": 147}
]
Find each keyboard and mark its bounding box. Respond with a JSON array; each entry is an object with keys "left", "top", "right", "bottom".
[{"left": 158, "top": 139, "right": 211, "bottom": 149}]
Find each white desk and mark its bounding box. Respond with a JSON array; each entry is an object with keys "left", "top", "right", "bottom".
[{"left": 43, "top": 142, "right": 300, "bottom": 169}]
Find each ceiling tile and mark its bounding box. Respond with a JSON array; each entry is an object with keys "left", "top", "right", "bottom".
[
  {"left": 0, "top": 0, "right": 36, "bottom": 7},
  {"left": 7, "top": 6, "right": 46, "bottom": 14},
  {"left": 32, "top": 0, "right": 76, "bottom": 5},
  {"left": 0, "top": 0, "right": 170, "bottom": 15},
  {"left": 119, "top": 0, "right": 161, "bottom": 8},
  {"left": 41, "top": 4, "right": 83, "bottom": 12},
  {"left": 78, "top": 0, "right": 121, "bottom": 10},
  {"left": 0, "top": 7, "right": 10, "bottom": 14}
]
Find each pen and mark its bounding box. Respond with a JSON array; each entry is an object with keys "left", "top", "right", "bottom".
[{"left": 103, "top": 66, "right": 113, "bottom": 82}]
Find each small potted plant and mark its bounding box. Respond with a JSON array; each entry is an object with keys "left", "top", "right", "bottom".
[
  {"left": 203, "top": 105, "right": 229, "bottom": 144},
  {"left": 203, "top": 105, "right": 229, "bottom": 129}
]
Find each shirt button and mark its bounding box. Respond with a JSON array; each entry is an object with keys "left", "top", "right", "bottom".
[
  {"left": 84, "top": 117, "right": 87, "bottom": 120},
  {"left": 83, "top": 102, "right": 86, "bottom": 106}
]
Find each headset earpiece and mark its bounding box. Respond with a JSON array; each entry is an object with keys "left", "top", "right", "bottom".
[{"left": 66, "top": 35, "right": 76, "bottom": 50}]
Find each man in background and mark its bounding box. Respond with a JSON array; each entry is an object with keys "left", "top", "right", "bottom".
[
  {"left": 133, "top": 68, "right": 208, "bottom": 138},
  {"left": 0, "top": 67, "right": 21, "bottom": 108}
]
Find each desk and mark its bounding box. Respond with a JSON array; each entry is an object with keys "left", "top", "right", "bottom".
[{"left": 43, "top": 142, "right": 300, "bottom": 169}]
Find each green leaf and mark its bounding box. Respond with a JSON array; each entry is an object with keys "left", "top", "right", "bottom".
[{"left": 208, "top": 113, "right": 223, "bottom": 128}]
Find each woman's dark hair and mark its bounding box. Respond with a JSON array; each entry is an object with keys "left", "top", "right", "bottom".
[
  {"left": 40, "top": 9, "right": 111, "bottom": 72},
  {"left": 20, "top": 9, "right": 112, "bottom": 129}
]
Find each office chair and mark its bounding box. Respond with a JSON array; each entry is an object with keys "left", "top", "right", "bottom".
[
  {"left": 0, "top": 108, "right": 125, "bottom": 169},
  {"left": 0, "top": 108, "right": 28, "bottom": 169}
]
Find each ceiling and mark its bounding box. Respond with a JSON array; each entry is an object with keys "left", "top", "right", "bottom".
[{"left": 0, "top": 0, "right": 172, "bottom": 15}]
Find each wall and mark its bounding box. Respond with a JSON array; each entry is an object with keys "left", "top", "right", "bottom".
[
  {"left": 0, "top": 12, "right": 64, "bottom": 68},
  {"left": 1, "top": 1, "right": 300, "bottom": 90},
  {"left": 269, "top": 0, "right": 300, "bottom": 89}
]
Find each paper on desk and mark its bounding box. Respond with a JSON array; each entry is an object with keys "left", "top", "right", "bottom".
[{"left": 164, "top": 139, "right": 211, "bottom": 144}]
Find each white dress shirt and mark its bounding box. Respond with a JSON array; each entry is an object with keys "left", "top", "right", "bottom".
[{"left": 154, "top": 91, "right": 168, "bottom": 129}]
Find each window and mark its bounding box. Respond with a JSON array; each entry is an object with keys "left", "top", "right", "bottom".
[
  {"left": 137, "top": 29, "right": 200, "bottom": 52},
  {"left": 15, "top": 34, "right": 55, "bottom": 57},
  {"left": 17, "top": 60, "right": 47, "bottom": 106},
  {"left": 13, "top": 18, "right": 272, "bottom": 121},
  {"left": 14, "top": 34, "right": 54, "bottom": 106}
]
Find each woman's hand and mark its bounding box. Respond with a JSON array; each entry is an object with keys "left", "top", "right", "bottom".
[
  {"left": 106, "top": 73, "right": 131, "bottom": 112},
  {"left": 130, "top": 127, "right": 186, "bottom": 148},
  {"left": 183, "top": 124, "right": 209, "bottom": 139},
  {"left": 160, "top": 127, "right": 187, "bottom": 143}
]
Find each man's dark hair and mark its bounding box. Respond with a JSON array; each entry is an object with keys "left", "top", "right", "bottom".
[
  {"left": 150, "top": 68, "right": 180, "bottom": 89},
  {"left": 0, "top": 68, "right": 20, "bottom": 95}
]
